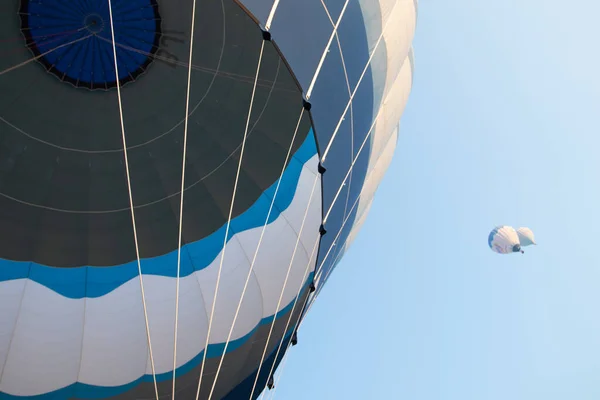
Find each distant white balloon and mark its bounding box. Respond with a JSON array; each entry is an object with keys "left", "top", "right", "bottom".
[
  {"left": 516, "top": 227, "right": 536, "bottom": 246},
  {"left": 488, "top": 226, "right": 523, "bottom": 254}
]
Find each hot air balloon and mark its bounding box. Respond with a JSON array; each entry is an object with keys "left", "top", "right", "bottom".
[
  {"left": 517, "top": 227, "right": 536, "bottom": 247},
  {"left": 0, "top": 0, "right": 417, "bottom": 399},
  {"left": 488, "top": 226, "right": 523, "bottom": 254}
]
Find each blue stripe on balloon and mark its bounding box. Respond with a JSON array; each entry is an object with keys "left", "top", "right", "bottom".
[
  {"left": 488, "top": 228, "right": 497, "bottom": 248},
  {"left": 488, "top": 225, "right": 505, "bottom": 248},
  {"left": 0, "top": 273, "right": 312, "bottom": 400},
  {"left": 0, "top": 130, "right": 318, "bottom": 299}
]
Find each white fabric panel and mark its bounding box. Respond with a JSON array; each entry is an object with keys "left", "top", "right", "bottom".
[
  {"left": 358, "top": 0, "right": 396, "bottom": 53},
  {"left": 358, "top": 129, "right": 398, "bottom": 218},
  {"left": 246, "top": 168, "right": 321, "bottom": 318},
  {"left": 359, "top": 0, "right": 415, "bottom": 54},
  {"left": 212, "top": 238, "right": 264, "bottom": 343},
  {"left": 195, "top": 235, "right": 253, "bottom": 341},
  {"left": 379, "top": 52, "right": 414, "bottom": 137},
  {"left": 516, "top": 227, "right": 536, "bottom": 246},
  {"left": 142, "top": 273, "right": 209, "bottom": 374},
  {"left": 349, "top": 127, "right": 397, "bottom": 245},
  {"left": 356, "top": 0, "right": 396, "bottom": 110},
  {"left": 361, "top": 0, "right": 415, "bottom": 113},
  {"left": 380, "top": 1, "right": 416, "bottom": 103},
  {"left": 377, "top": 0, "right": 398, "bottom": 24},
  {"left": 333, "top": 52, "right": 414, "bottom": 270},
  {"left": 340, "top": 131, "right": 395, "bottom": 254},
  {"left": 343, "top": 198, "right": 373, "bottom": 252},
  {"left": 341, "top": 9, "right": 415, "bottom": 252},
  {"left": 344, "top": 115, "right": 401, "bottom": 255},
  {"left": 0, "top": 277, "right": 25, "bottom": 378},
  {"left": 0, "top": 155, "right": 321, "bottom": 396},
  {"left": 369, "top": 120, "right": 399, "bottom": 178},
  {"left": 490, "top": 226, "right": 521, "bottom": 254},
  {"left": 362, "top": 52, "right": 411, "bottom": 226},
  {"left": 250, "top": 221, "right": 308, "bottom": 317},
  {"left": 280, "top": 164, "right": 321, "bottom": 255},
  {"left": 79, "top": 279, "right": 150, "bottom": 386},
  {"left": 369, "top": 53, "right": 413, "bottom": 164},
  {"left": 369, "top": 53, "right": 412, "bottom": 166},
  {"left": 206, "top": 238, "right": 264, "bottom": 343},
  {"left": 0, "top": 281, "right": 84, "bottom": 395}
]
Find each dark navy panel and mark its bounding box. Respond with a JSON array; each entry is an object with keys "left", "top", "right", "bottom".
[
  {"left": 20, "top": 0, "right": 160, "bottom": 90},
  {"left": 222, "top": 337, "right": 288, "bottom": 400},
  {"left": 317, "top": 71, "right": 373, "bottom": 286},
  {"left": 316, "top": 42, "right": 395, "bottom": 287},
  {"left": 268, "top": 0, "right": 333, "bottom": 90},
  {"left": 307, "top": 0, "right": 374, "bottom": 285},
  {"left": 238, "top": 0, "right": 377, "bottom": 295},
  {"left": 308, "top": 40, "right": 351, "bottom": 153},
  {"left": 335, "top": 0, "right": 373, "bottom": 90},
  {"left": 235, "top": 0, "right": 273, "bottom": 25},
  {"left": 321, "top": 0, "right": 350, "bottom": 22}
]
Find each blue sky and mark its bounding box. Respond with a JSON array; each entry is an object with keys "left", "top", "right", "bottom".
[{"left": 271, "top": 0, "right": 600, "bottom": 399}]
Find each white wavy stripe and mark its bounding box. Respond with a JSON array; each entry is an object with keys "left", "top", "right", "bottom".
[
  {"left": 343, "top": 198, "right": 373, "bottom": 253},
  {"left": 344, "top": 125, "right": 398, "bottom": 254},
  {"left": 369, "top": 52, "right": 413, "bottom": 169},
  {"left": 363, "top": 0, "right": 416, "bottom": 114},
  {"left": 335, "top": 136, "right": 397, "bottom": 263},
  {"left": 337, "top": 4, "right": 415, "bottom": 256},
  {"left": 341, "top": 52, "right": 413, "bottom": 252},
  {"left": 358, "top": 0, "right": 396, "bottom": 54},
  {"left": 354, "top": 53, "right": 412, "bottom": 225},
  {"left": 358, "top": 128, "right": 398, "bottom": 218},
  {"left": 379, "top": 0, "right": 416, "bottom": 102},
  {"left": 0, "top": 155, "right": 321, "bottom": 396}
]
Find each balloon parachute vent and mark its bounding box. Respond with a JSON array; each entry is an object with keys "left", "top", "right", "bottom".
[{"left": 19, "top": 0, "right": 161, "bottom": 90}]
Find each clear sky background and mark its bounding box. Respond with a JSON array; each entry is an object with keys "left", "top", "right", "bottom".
[{"left": 270, "top": 0, "right": 600, "bottom": 399}]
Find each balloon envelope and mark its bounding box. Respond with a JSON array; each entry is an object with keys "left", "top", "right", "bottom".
[
  {"left": 488, "top": 226, "right": 522, "bottom": 254},
  {"left": 0, "top": 0, "right": 417, "bottom": 399},
  {"left": 517, "top": 227, "right": 536, "bottom": 246}
]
